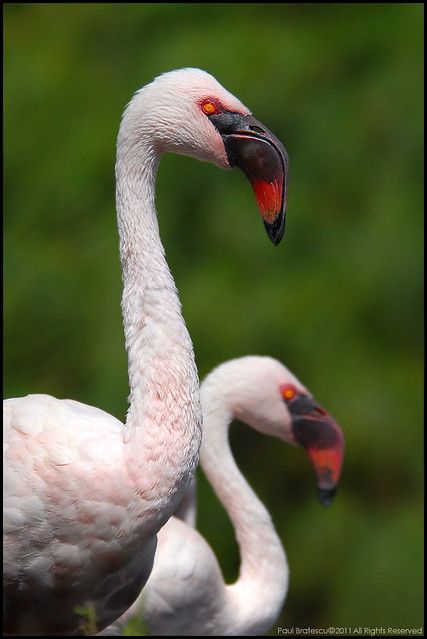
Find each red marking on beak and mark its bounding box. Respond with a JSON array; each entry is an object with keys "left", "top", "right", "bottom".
[
  {"left": 305, "top": 441, "right": 344, "bottom": 489},
  {"left": 251, "top": 178, "right": 283, "bottom": 224}
]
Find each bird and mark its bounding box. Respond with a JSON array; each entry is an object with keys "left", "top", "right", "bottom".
[
  {"left": 99, "top": 355, "right": 345, "bottom": 636},
  {"left": 3, "top": 69, "right": 289, "bottom": 636}
]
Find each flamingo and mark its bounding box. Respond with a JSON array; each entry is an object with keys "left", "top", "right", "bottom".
[
  {"left": 100, "top": 356, "right": 345, "bottom": 636},
  {"left": 3, "top": 69, "right": 289, "bottom": 635}
]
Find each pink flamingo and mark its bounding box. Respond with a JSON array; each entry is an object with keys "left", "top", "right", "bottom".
[
  {"left": 101, "top": 356, "right": 344, "bottom": 636},
  {"left": 3, "top": 69, "right": 289, "bottom": 635}
]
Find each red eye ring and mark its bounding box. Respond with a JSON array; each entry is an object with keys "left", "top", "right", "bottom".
[
  {"left": 281, "top": 384, "right": 297, "bottom": 401},
  {"left": 199, "top": 98, "right": 223, "bottom": 116},
  {"left": 202, "top": 101, "right": 216, "bottom": 115}
]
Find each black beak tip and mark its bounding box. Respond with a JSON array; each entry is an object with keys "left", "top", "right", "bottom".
[
  {"left": 264, "top": 214, "right": 285, "bottom": 246},
  {"left": 317, "top": 486, "right": 337, "bottom": 507}
]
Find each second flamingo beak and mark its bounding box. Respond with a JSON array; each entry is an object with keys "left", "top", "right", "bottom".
[
  {"left": 282, "top": 389, "right": 345, "bottom": 506},
  {"left": 208, "top": 112, "right": 289, "bottom": 245}
]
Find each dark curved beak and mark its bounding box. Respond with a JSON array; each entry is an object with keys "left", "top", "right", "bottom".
[
  {"left": 285, "top": 392, "right": 345, "bottom": 506},
  {"left": 209, "top": 112, "right": 289, "bottom": 245}
]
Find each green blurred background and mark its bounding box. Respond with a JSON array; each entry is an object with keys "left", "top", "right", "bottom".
[{"left": 4, "top": 3, "right": 424, "bottom": 634}]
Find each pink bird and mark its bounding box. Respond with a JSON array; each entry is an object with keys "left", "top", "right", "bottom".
[
  {"left": 3, "top": 69, "right": 289, "bottom": 635},
  {"left": 100, "top": 356, "right": 345, "bottom": 636}
]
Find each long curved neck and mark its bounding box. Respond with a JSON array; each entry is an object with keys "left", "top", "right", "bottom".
[
  {"left": 116, "top": 125, "right": 201, "bottom": 520},
  {"left": 200, "top": 393, "right": 288, "bottom": 634}
]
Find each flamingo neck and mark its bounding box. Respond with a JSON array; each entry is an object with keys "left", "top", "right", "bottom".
[
  {"left": 116, "top": 129, "right": 202, "bottom": 522},
  {"left": 200, "top": 391, "right": 288, "bottom": 634}
]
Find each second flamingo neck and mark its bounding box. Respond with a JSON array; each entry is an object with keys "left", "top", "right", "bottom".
[{"left": 200, "top": 402, "right": 288, "bottom": 632}]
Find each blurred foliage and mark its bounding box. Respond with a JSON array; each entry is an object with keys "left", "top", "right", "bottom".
[
  {"left": 4, "top": 2, "right": 423, "bottom": 634},
  {"left": 74, "top": 605, "right": 99, "bottom": 636},
  {"left": 122, "top": 618, "right": 147, "bottom": 637}
]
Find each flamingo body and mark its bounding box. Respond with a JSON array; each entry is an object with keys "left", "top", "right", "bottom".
[
  {"left": 101, "top": 356, "right": 345, "bottom": 636},
  {"left": 4, "top": 70, "right": 289, "bottom": 635},
  {"left": 4, "top": 395, "right": 158, "bottom": 634}
]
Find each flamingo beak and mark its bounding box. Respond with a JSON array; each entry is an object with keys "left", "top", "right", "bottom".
[
  {"left": 208, "top": 112, "right": 289, "bottom": 245},
  {"left": 284, "top": 391, "right": 345, "bottom": 506}
]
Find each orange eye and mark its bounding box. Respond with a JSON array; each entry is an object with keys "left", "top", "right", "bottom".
[
  {"left": 201, "top": 101, "right": 217, "bottom": 115},
  {"left": 281, "top": 385, "right": 297, "bottom": 401}
]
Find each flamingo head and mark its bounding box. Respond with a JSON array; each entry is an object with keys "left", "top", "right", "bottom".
[
  {"left": 206, "top": 356, "right": 345, "bottom": 506},
  {"left": 121, "top": 68, "right": 289, "bottom": 245}
]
